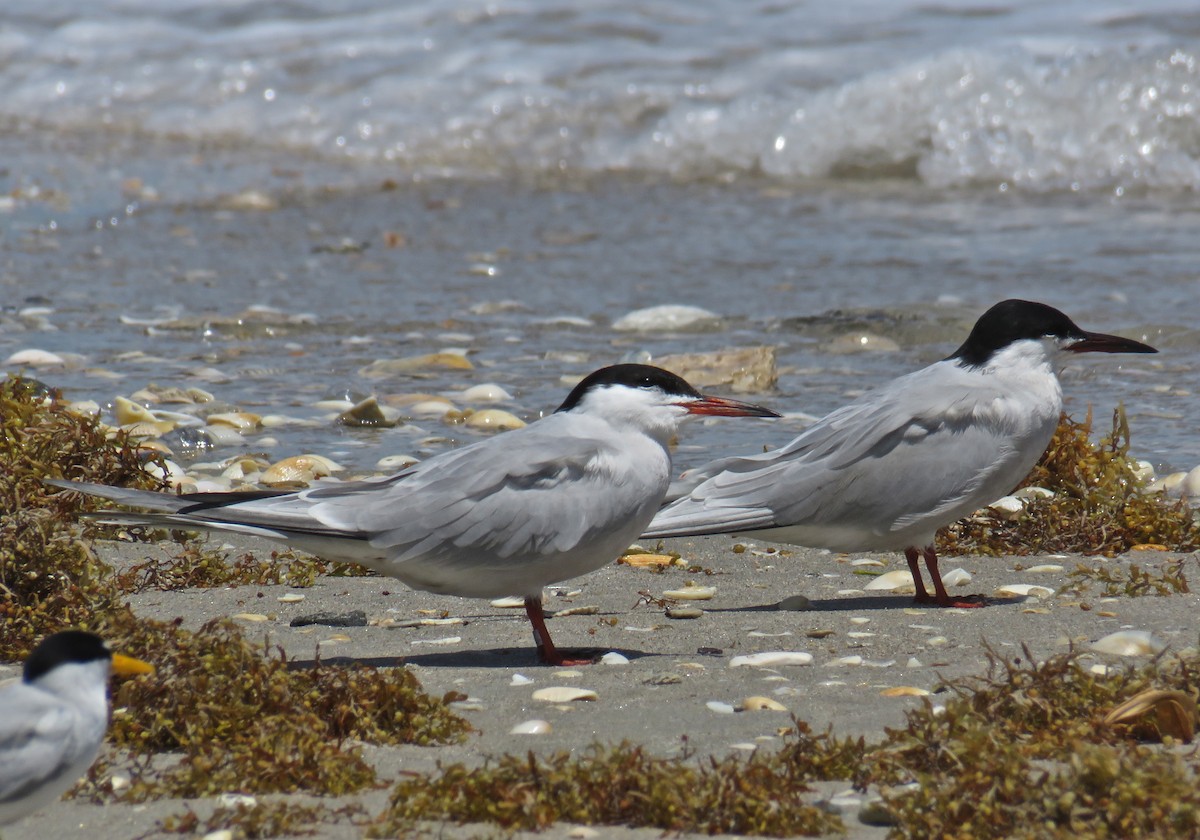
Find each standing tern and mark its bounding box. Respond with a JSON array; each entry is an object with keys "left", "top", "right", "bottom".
[
  {"left": 0, "top": 630, "right": 154, "bottom": 826},
  {"left": 51, "top": 364, "right": 778, "bottom": 665},
  {"left": 643, "top": 300, "right": 1157, "bottom": 607}
]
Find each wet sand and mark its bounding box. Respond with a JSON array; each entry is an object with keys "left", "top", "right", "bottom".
[{"left": 3, "top": 534, "right": 1196, "bottom": 839}]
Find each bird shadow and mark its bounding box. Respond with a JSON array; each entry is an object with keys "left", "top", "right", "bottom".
[
  {"left": 288, "top": 646, "right": 656, "bottom": 670},
  {"left": 705, "top": 593, "right": 1007, "bottom": 613}
]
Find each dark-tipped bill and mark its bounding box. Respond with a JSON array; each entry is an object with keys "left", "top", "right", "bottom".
[
  {"left": 683, "top": 395, "right": 781, "bottom": 418},
  {"left": 111, "top": 653, "right": 155, "bottom": 677},
  {"left": 1066, "top": 331, "right": 1157, "bottom": 355}
]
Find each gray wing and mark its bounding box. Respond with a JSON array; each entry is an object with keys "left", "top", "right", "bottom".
[
  {"left": 312, "top": 416, "right": 666, "bottom": 562},
  {"left": 56, "top": 414, "right": 667, "bottom": 565},
  {"left": 646, "top": 362, "right": 1043, "bottom": 540},
  {"left": 0, "top": 685, "right": 86, "bottom": 811}
]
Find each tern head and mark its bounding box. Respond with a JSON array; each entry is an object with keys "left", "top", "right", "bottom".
[
  {"left": 948, "top": 299, "right": 1157, "bottom": 368},
  {"left": 556, "top": 364, "right": 779, "bottom": 432},
  {"left": 23, "top": 630, "right": 154, "bottom": 691}
]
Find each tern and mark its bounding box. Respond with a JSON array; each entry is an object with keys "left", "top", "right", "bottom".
[
  {"left": 51, "top": 364, "right": 778, "bottom": 665},
  {"left": 0, "top": 630, "right": 154, "bottom": 826},
  {"left": 644, "top": 300, "right": 1157, "bottom": 607}
]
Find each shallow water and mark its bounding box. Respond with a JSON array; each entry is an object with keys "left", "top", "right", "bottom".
[{"left": 0, "top": 1, "right": 1198, "bottom": 479}]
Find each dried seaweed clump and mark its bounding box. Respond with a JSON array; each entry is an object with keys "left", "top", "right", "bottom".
[
  {"left": 94, "top": 613, "right": 471, "bottom": 800},
  {"left": 0, "top": 376, "right": 164, "bottom": 658},
  {"left": 116, "top": 545, "right": 371, "bottom": 592},
  {"left": 866, "top": 648, "right": 1200, "bottom": 837},
  {"left": 940, "top": 407, "right": 1200, "bottom": 557},
  {"left": 372, "top": 742, "right": 844, "bottom": 837}
]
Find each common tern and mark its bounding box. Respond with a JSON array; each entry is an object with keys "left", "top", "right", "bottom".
[
  {"left": 0, "top": 631, "right": 153, "bottom": 826},
  {"left": 52, "top": 364, "right": 778, "bottom": 665},
  {"left": 644, "top": 300, "right": 1157, "bottom": 607}
]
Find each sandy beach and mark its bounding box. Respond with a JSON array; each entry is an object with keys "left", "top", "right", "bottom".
[{"left": 3, "top": 530, "right": 1195, "bottom": 839}]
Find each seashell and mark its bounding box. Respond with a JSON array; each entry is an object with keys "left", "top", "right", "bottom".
[
  {"left": 232, "top": 613, "right": 270, "bottom": 622},
  {"left": 532, "top": 687, "right": 597, "bottom": 703},
  {"left": 826, "top": 656, "right": 863, "bottom": 667},
  {"left": 261, "top": 454, "right": 343, "bottom": 485},
  {"left": 359, "top": 353, "right": 474, "bottom": 378},
  {"left": 996, "top": 584, "right": 1055, "bottom": 599},
  {"left": 729, "top": 651, "right": 813, "bottom": 668},
  {"left": 114, "top": 396, "right": 157, "bottom": 425},
  {"left": 599, "top": 652, "right": 630, "bottom": 665},
  {"left": 122, "top": 420, "right": 176, "bottom": 438},
  {"left": 510, "top": 719, "right": 552, "bottom": 735},
  {"left": 1148, "top": 472, "right": 1188, "bottom": 494},
  {"left": 740, "top": 696, "right": 788, "bottom": 712},
  {"left": 395, "top": 617, "right": 465, "bottom": 628},
  {"left": 553, "top": 606, "right": 598, "bottom": 617},
  {"left": 925, "top": 636, "right": 949, "bottom": 647},
  {"left": 1013, "top": 486, "right": 1054, "bottom": 500},
  {"left": 144, "top": 460, "right": 186, "bottom": 481},
  {"left": 461, "top": 383, "right": 513, "bottom": 402},
  {"left": 219, "top": 189, "right": 277, "bottom": 211},
  {"left": 510, "top": 674, "right": 534, "bottom": 686},
  {"left": 880, "top": 686, "right": 930, "bottom": 697},
  {"left": 653, "top": 346, "right": 777, "bottom": 393},
  {"left": 490, "top": 596, "right": 526, "bottom": 608},
  {"left": 552, "top": 670, "right": 584, "bottom": 678},
  {"left": 1024, "top": 564, "right": 1064, "bottom": 573},
  {"left": 1183, "top": 465, "right": 1200, "bottom": 502},
  {"left": 864, "top": 570, "right": 916, "bottom": 591},
  {"left": 612, "top": 304, "right": 720, "bottom": 332},
  {"left": 748, "top": 631, "right": 792, "bottom": 638},
  {"left": 849, "top": 616, "right": 871, "bottom": 625},
  {"left": 465, "top": 409, "right": 526, "bottom": 432},
  {"left": 1103, "top": 689, "right": 1196, "bottom": 742},
  {"left": 666, "top": 607, "right": 704, "bottom": 619},
  {"left": 327, "top": 634, "right": 352, "bottom": 642},
  {"left": 218, "top": 793, "right": 258, "bottom": 809},
  {"left": 338, "top": 396, "right": 399, "bottom": 428},
  {"left": 277, "top": 594, "right": 305, "bottom": 603},
  {"left": 806, "top": 629, "right": 835, "bottom": 639},
  {"left": 1091, "top": 630, "right": 1166, "bottom": 657},
  {"left": 988, "top": 495, "right": 1026, "bottom": 519},
  {"left": 377, "top": 454, "right": 419, "bottom": 470},
  {"left": 4, "top": 348, "right": 66, "bottom": 367},
  {"left": 663, "top": 583, "right": 716, "bottom": 600},
  {"left": 852, "top": 558, "right": 886, "bottom": 567},
  {"left": 203, "top": 425, "right": 246, "bottom": 446},
  {"left": 206, "top": 412, "right": 262, "bottom": 431},
  {"left": 66, "top": 400, "right": 102, "bottom": 417},
  {"left": 776, "top": 595, "right": 812, "bottom": 611},
  {"left": 706, "top": 701, "right": 736, "bottom": 714},
  {"left": 1131, "top": 460, "right": 1156, "bottom": 483},
  {"left": 411, "top": 636, "right": 462, "bottom": 646},
  {"left": 619, "top": 553, "right": 683, "bottom": 568},
  {"left": 940, "top": 568, "right": 972, "bottom": 587}
]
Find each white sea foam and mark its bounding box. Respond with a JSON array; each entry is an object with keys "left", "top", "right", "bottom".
[{"left": 4, "top": 0, "right": 1199, "bottom": 192}]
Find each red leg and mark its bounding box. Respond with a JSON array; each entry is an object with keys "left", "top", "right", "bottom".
[
  {"left": 922, "top": 546, "right": 986, "bottom": 609},
  {"left": 904, "top": 546, "right": 934, "bottom": 603},
  {"left": 524, "top": 596, "right": 595, "bottom": 666}
]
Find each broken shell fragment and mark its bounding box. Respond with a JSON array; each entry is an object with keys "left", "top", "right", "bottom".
[
  {"left": 740, "top": 696, "right": 788, "bottom": 712},
  {"left": 864, "top": 570, "right": 916, "bottom": 592},
  {"left": 532, "top": 687, "right": 598, "bottom": 703},
  {"left": 996, "top": 584, "right": 1055, "bottom": 599},
  {"left": 1103, "top": 689, "right": 1196, "bottom": 742},
  {"left": 880, "top": 686, "right": 931, "bottom": 697},
  {"left": 1091, "top": 630, "right": 1167, "bottom": 657},
  {"left": 261, "top": 454, "right": 343, "bottom": 485},
  {"left": 729, "top": 651, "right": 813, "bottom": 668},
  {"left": 618, "top": 553, "right": 683, "bottom": 568},
  {"left": 465, "top": 409, "right": 526, "bottom": 432},
  {"left": 510, "top": 719, "right": 552, "bottom": 735},
  {"left": 663, "top": 583, "right": 716, "bottom": 600}
]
